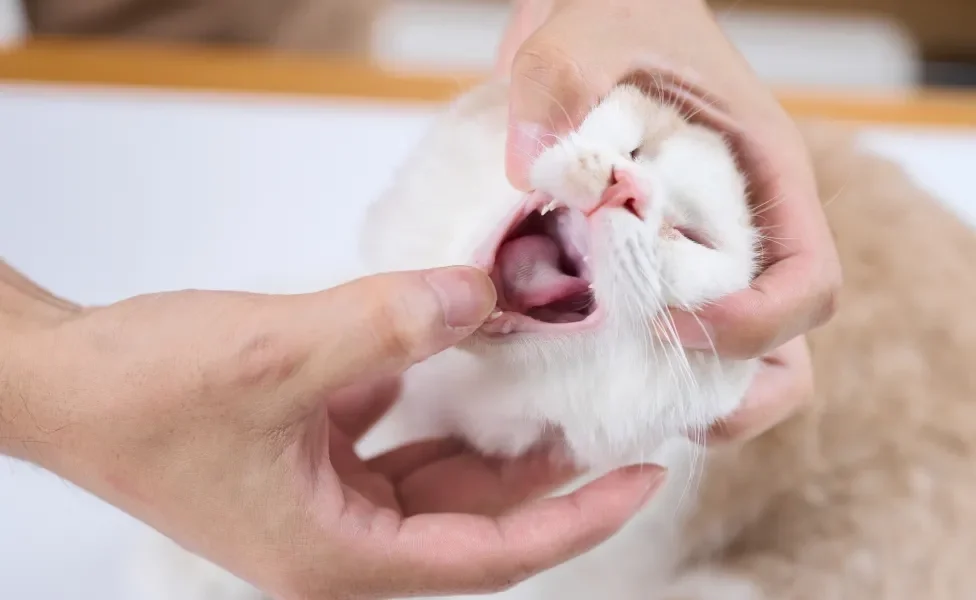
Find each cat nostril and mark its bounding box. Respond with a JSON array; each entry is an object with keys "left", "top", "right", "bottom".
[{"left": 588, "top": 167, "right": 648, "bottom": 220}]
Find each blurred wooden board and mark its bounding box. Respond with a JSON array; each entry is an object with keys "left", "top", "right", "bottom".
[{"left": 1, "top": 38, "right": 975, "bottom": 127}]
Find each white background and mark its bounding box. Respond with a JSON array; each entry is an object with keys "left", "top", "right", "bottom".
[{"left": 1, "top": 81, "right": 975, "bottom": 599}]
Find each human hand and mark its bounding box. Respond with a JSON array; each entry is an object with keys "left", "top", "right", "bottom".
[
  {"left": 496, "top": 0, "right": 840, "bottom": 441},
  {"left": 1, "top": 265, "right": 665, "bottom": 599}
]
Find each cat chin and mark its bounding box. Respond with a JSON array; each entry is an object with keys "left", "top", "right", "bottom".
[{"left": 376, "top": 335, "right": 758, "bottom": 474}]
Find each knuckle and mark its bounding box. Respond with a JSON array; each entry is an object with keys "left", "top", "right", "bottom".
[
  {"left": 814, "top": 286, "right": 840, "bottom": 329},
  {"left": 372, "top": 284, "right": 439, "bottom": 363},
  {"left": 375, "top": 304, "right": 417, "bottom": 361},
  {"left": 228, "top": 329, "right": 304, "bottom": 390},
  {"left": 712, "top": 307, "right": 775, "bottom": 360},
  {"left": 813, "top": 267, "right": 843, "bottom": 328},
  {"left": 514, "top": 41, "right": 583, "bottom": 88},
  {"left": 511, "top": 41, "right": 588, "bottom": 122},
  {"left": 737, "top": 329, "right": 775, "bottom": 360}
]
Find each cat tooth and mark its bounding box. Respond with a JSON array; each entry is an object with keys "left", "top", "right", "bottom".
[
  {"left": 487, "top": 309, "right": 503, "bottom": 321},
  {"left": 541, "top": 200, "right": 558, "bottom": 215}
]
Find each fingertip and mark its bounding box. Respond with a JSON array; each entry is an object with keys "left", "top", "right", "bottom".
[
  {"left": 506, "top": 45, "right": 590, "bottom": 190},
  {"left": 383, "top": 465, "right": 667, "bottom": 595},
  {"left": 510, "top": 463, "right": 667, "bottom": 548},
  {"left": 671, "top": 286, "right": 782, "bottom": 360},
  {"left": 701, "top": 336, "right": 813, "bottom": 444},
  {"left": 423, "top": 266, "right": 497, "bottom": 331},
  {"left": 667, "top": 308, "right": 717, "bottom": 352},
  {"left": 474, "top": 464, "right": 666, "bottom": 587},
  {"left": 505, "top": 120, "right": 549, "bottom": 191},
  {"left": 312, "top": 268, "right": 496, "bottom": 391},
  {"left": 579, "top": 464, "right": 668, "bottom": 513}
]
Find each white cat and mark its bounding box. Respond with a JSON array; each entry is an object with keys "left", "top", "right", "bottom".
[{"left": 130, "top": 80, "right": 761, "bottom": 600}]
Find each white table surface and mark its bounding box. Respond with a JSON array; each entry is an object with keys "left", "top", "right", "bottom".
[{"left": 1, "top": 82, "right": 974, "bottom": 600}]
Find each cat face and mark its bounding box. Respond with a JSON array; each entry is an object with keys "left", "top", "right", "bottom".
[{"left": 362, "top": 83, "right": 760, "bottom": 466}]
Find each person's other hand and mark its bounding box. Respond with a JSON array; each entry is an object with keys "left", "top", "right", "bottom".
[
  {"left": 4, "top": 266, "right": 664, "bottom": 599},
  {"left": 496, "top": 0, "right": 840, "bottom": 442}
]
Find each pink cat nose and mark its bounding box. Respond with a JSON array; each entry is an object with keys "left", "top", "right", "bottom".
[{"left": 587, "top": 168, "right": 647, "bottom": 219}]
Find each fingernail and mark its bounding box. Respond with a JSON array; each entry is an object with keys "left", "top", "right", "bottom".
[
  {"left": 506, "top": 121, "right": 550, "bottom": 190},
  {"left": 669, "top": 310, "right": 716, "bottom": 351},
  {"left": 424, "top": 268, "right": 497, "bottom": 330},
  {"left": 622, "top": 464, "right": 668, "bottom": 505}
]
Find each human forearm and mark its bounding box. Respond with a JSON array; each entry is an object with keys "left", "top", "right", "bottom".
[{"left": 0, "top": 260, "right": 78, "bottom": 460}]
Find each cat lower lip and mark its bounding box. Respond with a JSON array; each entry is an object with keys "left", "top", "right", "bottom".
[{"left": 479, "top": 306, "right": 605, "bottom": 336}]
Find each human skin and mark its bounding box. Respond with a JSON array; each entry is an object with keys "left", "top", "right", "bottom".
[
  {"left": 0, "top": 261, "right": 664, "bottom": 599},
  {"left": 497, "top": 0, "right": 840, "bottom": 442}
]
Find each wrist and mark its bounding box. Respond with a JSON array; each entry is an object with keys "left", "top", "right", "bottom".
[
  {"left": 0, "top": 261, "right": 80, "bottom": 461},
  {"left": 0, "top": 260, "right": 82, "bottom": 324},
  {"left": 0, "top": 329, "right": 33, "bottom": 461}
]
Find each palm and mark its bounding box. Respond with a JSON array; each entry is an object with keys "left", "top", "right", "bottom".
[{"left": 314, "top": 377, "right": 578, "bottom": 520}]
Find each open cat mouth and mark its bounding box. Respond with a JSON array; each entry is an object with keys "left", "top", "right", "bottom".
[{"left": 475, "top": 193, "right": 602, "bottom": 335}]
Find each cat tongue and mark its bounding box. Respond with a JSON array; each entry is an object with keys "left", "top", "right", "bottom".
[{"left": 495, "top": 234, "right": 589, "bottom": 312}]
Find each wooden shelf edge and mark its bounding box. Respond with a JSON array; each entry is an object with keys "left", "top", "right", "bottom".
[{"left": 2, "top": 38, "right": 975, "bottom": 127}]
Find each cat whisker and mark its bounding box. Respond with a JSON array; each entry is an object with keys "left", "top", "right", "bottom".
[
  {"left": 821, "top": 183, "right": 850, "bottom": 210},
  {"left": 751, "top": 192, "right": 788, "bottom": 215},
  {"left": 623, "top": 238, "right": 701, "bottom": 407},
  {"left": 756, "top": 235, "right": 793, "bottom": 252},
  {"left": 526, "top": 83, "right": 578, "bottom": 135}
]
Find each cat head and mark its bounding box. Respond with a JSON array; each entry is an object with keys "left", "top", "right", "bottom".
[{"left": 361, "top": 82, "right": 760, "bottom": 465}]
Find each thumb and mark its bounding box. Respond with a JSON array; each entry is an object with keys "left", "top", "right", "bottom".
[
  {"left": 305, "top": 266, "right": 496, "bottom": 390},
  {"left": 494, "top": 0, "right": 553, "bottom": 77},
  {"left": 505, "top": 29, "right": 595, "bottom": 191}
]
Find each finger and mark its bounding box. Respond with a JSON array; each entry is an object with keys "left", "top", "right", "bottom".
[
  {"left": 326, "top": 423, "right": 400, "bottom": 509},
  {"left": 494, "top": 0, "right": 553, "bottom": 77},
  {"left": 328, "top": 376, "right": 402, "bottom": 440},
  {"left": 291, "top": 268, "right": 496, "bottom": 399},
  {"left": 700, "top": 336, "right": 813, "bottom": 444},
  {"left": 669, "top": 126, "right": 841, "bottom": 359},
  {"left": 366, "top": 438, "right": 467, "bottom": 481},
  {"left": 384, "top": 465, "right": 666, "bottom": 595},
  {"left": 393, "top": 445, "right": 581, "bottom": 516},
  {"left": 670, "top": 232, "right": 838, "bottom": 360},
  {"left": 505, "top": 30, "right": 610, "bottom": 190}
]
